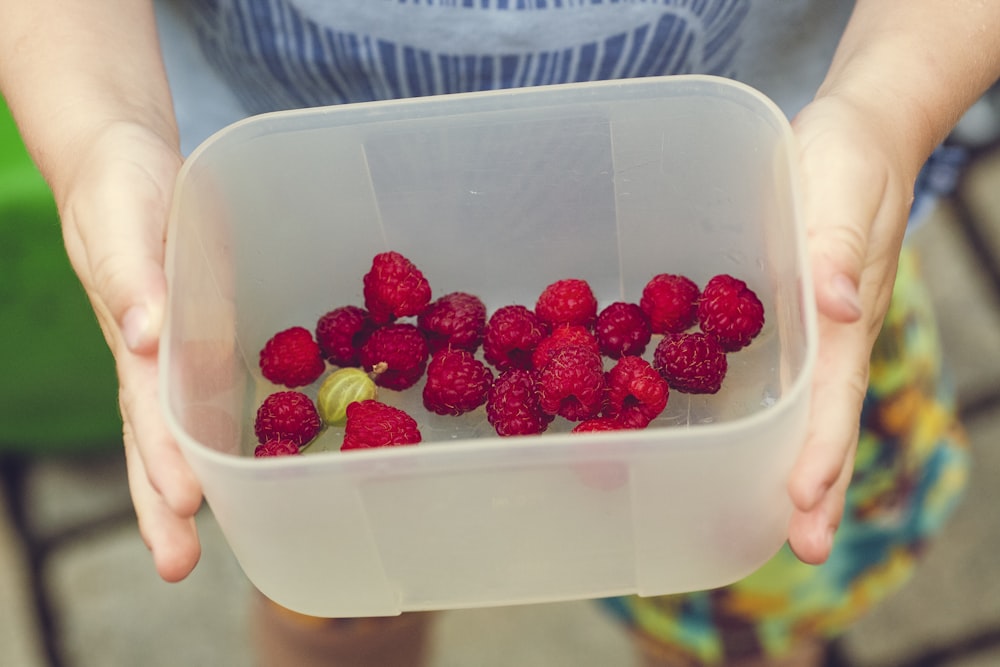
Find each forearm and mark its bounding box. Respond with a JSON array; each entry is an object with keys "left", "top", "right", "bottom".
[
  {"left": 0, "top": 0, "right": 178, "bottom": 200},
  {"left": 819, "top": 0, "right": 1000, "bottom": 174}
]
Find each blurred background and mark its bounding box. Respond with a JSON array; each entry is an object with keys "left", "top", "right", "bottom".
[{"left": 2, "top": 89, "right": 1000, "bottom": 667}]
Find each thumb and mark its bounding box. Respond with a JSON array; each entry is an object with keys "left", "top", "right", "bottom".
[
  {"left": 60, "top": 147, "right": 179, "bottom": 356},
  {"left": 68, "top": 191, "right": 169, "bottom": 356},
  {"left": 793, "top": 119, "right": 884, "bottom": 324},
  {"left": 112, "top": 252, "right": 167, "bottom": 356}
]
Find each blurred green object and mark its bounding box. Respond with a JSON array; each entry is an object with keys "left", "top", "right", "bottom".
[{"left": 0, "top": 96, "right": 121, "bottom": 453}]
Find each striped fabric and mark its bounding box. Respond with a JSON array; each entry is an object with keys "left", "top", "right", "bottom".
[{"left": 181, "top": 0, "right": 750, "bottom": 114}]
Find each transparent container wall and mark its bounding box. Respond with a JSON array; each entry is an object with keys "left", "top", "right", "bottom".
[{"left": 162, "top": 76, "right": 814, "bottom": 617}]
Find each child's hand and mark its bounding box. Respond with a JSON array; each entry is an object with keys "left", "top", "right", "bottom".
[
  {"left": 778, "top": 0, "right": 1000, "bottom": 568},
  {"left": 1, "top": 0, "right": 204, "bottom": 581},
  {"left": 58, "top": 121, "right": 204, "bottom": 582},
  {"left": 784, "top": 95, "right": 914, "bottom": 564}
]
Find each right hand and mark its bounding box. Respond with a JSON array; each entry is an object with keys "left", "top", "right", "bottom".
[{"left": 57, "top": 120, "right": 204, "bottom": 582}]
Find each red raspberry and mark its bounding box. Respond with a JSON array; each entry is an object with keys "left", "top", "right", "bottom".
[
  {"left": 595, "top": 302, "right": 652, "bottom": 359},
  {"left": 254, "top": 391, "right": 323, "bottom": 446},
  {"left": 653, "top": 332, "right": 728, "bottom": 394},
  {"left": 531, "top": 325, "right": 600, "bottom": 370},
  {"left": 259, "top": 326, "right": 325, "bottom": 387},
  {"left": 486, "top": 369, "right": 554, "bottom": 436},
  {"left": 359, "top": 323, "right": 429, "bottom": 390},
  {"left": 315, "top": 305, "right": 376, "bottom": 367},
  {"left": 422, "top": 349, "right": 494, "bottom": 416},
  {"left": 697, "top": 274, "right": 765, "bottom": 351},
  {"left": 571, "top": 418, "right": 629, "bottom": 433},
  {"left": 640, "top": 273, "right": 700, "bottom": 334},
  {"left": 342, "top": 400, "right": 421, "bottom": 450},
  {"left": 602, "top": 356, "right": 669, "bottom": 428},
  {"left": 253, "top": 438, "right": 301, "bottom": 458},
  {"left": 417, "top": 291, "right": 487, "bottom": 354},
  {"left": 482, "top": 305, "right": 549, "bottom": 371},
  {"left": 537, "top": 344, "right": 606, "bottom": 421},
  {"left": 362, "top": 251, "right": 432, "bottom": 324},
  {"left": 535, "top": 278, "right": 598, "bottom": 329}
]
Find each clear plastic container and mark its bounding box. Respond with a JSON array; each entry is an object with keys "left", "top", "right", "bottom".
[{"left": 160, "top": 75, "right": 817, "bottom": 618}]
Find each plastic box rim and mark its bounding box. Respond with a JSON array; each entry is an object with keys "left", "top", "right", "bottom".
[{"left": 159, "top": 74, "right": 818, "bottom": 470}]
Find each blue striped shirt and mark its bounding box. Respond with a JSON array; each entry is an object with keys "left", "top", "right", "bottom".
[
  {"left": 161, "top": 1, "right": 957, "bottom": 227},
  {"left": 180, "top": 0, "right": 757, "bottom": 115},
  {"left": 162, "top": 0, "right": 865, "bottom": 132}
]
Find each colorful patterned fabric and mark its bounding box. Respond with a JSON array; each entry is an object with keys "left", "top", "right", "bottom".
[{"left": 598, "top": 247, "right": 970, "bottom": 663}]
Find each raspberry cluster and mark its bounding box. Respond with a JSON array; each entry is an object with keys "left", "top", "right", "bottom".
[{"left": 252, "top": 251, "right": 765, "bottom": 457}]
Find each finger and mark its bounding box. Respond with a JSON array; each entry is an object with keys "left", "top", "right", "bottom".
[
  {"left": 118, "top": 349, "right": 203, "bottom": 518},
  {"left": 787, "top": 441, "right": 857, "bottom": 565},
  {"left": 787, "top": 316, "right": 869, "bottom": 514},
  {"left": 124, "top": 420, "right": 202, "bottom": 583}
]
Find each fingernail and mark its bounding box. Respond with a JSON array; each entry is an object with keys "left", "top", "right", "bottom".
[
  {"left": 832, "top": 273, "right": 862, "bottom": 318},
  {"left": 122, "top": 306, "right": 150, "bottom": 351}
]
